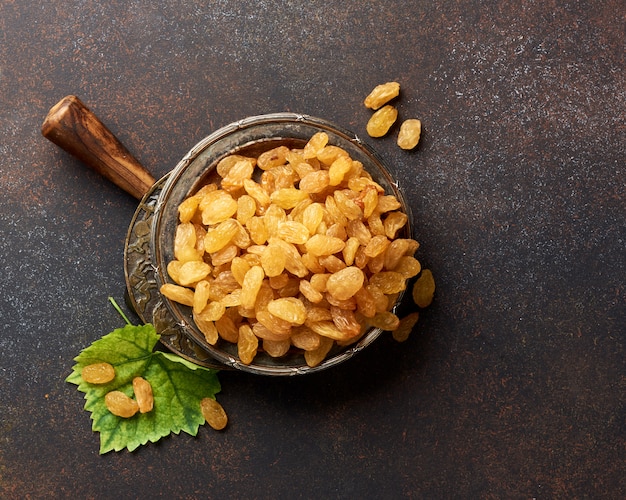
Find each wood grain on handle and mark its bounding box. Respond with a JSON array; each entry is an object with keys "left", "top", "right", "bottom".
[{"left": 41, "top": 95, "right": 156, "bottom": 200}]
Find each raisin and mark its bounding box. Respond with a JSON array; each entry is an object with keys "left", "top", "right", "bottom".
[
  {"left": 369, "top": 311, "right": 401, "bottom": 331},
  {"left": 237, "top": 324, "right": 258, "bottom": 365},
  {"left": 392, "top": 312, "right": 419, "bottom": 342},
  {"left": 364, "top": 82, "right": 400, "bottom": 110},
  {"left": 200, "top": 397, "right": 228, "bottom": 430},
  {"left": 397, "top": 119, "right": 422, "bottom": 150},
  {"left": 105, "top": 391, "right": 139, "bottom": 418},
  {"left": 267, "top": 297, "right": 307, "bottom": 325},
  {"left": 132, "top": 377, "right": 154, "bottom": 414},
  {"left": 412, "top": 269, "right": 435, "bottom": 308},
  {"left": 81, "top": 362, "right": 115, "bottom": 384},
  {"left": 304, "top": 335, "right": 334, "bottom": 367},
  {"left": 366, "top": 105, "right": 398, "bottom": 137},
  {"left": 326, "top": 266, "right": 365, "bottom": 301},
  {"left": 262, "top": 338, "right": 291, "bottom": 358}
]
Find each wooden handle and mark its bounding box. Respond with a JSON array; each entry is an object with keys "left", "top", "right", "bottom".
[{"left": 42, "top": 95, "right": 156, "bottom": 200}]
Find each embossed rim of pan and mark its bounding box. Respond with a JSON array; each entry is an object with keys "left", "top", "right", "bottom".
[{"left": 151, "top": 113, "right": 413, "bottom": 376}]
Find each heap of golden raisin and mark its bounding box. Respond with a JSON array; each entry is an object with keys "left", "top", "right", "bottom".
[{"left": 160, "top": 132, "right": 426, "bottom": 367}]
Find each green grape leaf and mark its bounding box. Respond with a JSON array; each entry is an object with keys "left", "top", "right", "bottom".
[{"left": 66, "top": 324, "right": 221, "bottom": 454}]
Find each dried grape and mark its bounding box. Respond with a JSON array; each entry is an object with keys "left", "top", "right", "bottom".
[
  {"left": 105, "top": 391, "right": 139, "bottom": 418},
  {"left": 326, "top": 266, "right": 364, "bottom": 301},
  {"left": 240, "top": 265, "right": 265, "bottom": 310},
  {"left": 397, "top": 119, "right": 422, "bottom": 150},
  {"left": 303, "top": 132, "right": 329, "bottom": 159},
  {"left": 304, "top": 335, "right": 334, "bottom": 367},
  {"left": 368, "top": 271, "right": 407, "bottom": 294},
  {"left": 81, "top": 362, "right": 115, "bottom": 384},
  {"left": 263, "top": 338, "right": 291, "bottom": 357},
  {"left": 200, "top": 397, "right": 228, "bottom": 430},
  {"left": 366, "top": 105, "right": 398, "bottom": 137},
  {"left": 237, "top": 324, "right": 258, "bottom": 365},
  {"left": 132, "top": 377, "right": 154, "bottom": 414},
  {"left": 369, "top": 311, "right": 401, "bottom": 331},
  {"left": 267, "top": 297, "right": 307, "bottom": 325},
  {"left": 364, "top": 81, "right": 400, "bottom": 110},
  {"left": 412, "top": 269, "right": 435, "bottom": 308},
  {"left": 257, "top": 145, "right": 289, "bottom": 170},
  {"left": 261, "top": 242, "right": 286, "bottom": 277},
  {"left": 392, "top": 312, "right": 419, "bottom": 342}
]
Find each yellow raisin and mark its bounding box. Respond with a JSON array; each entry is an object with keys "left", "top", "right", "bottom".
[
  {"left": 366, "top": 105, "right": 398, "bottom": 137},
  {"left": 216, "top": 154, "right": 256, "bottom": 178},
  {"left": 177, "top": 261, "right": 212, "bottom": 286},
  {"left": 307, "top": 320, "right": 350, "bottom": 341},
  {"left": 394, "top": 256, "right": 422, "bottom": 279},
  {"left": 303, "top": 132, "right": 329, "bottom": 159},
  {"left": 221, "top": 159, "right": 255, "bottom": 192},
  {"left": 392, "top": 312, "right": 419, "bottom": 342},
  {"left": 301, "top": 203, "right": 325, "bottom": 234},
  {"left": 160, "top": 283, "right": 195, "bottom": 307},
  {"left": 276, "top": 221, "right": 310, "bottom": 245},
  {"left": 243, "top": 179, "right": 271, "bottom": 208},
  {"left": 240, "top": 265, "right": 265, "bottom": 310},
  {"left": 412, "top": 269, "right": 435, "bottom": 308},
  {"left": 368, "top": 271, "right": 407, "bottom": 294},
  {"left": 304, "top": 335, "right": 334, "bottom": 367},
  {"left": 262, "top": 338, "right": 291, "bottom": 358},
  {"left": 330, "top": 306, "right": 361, "bottom": 338},
  {"left": 215, "top": 314, "right": 239, "bottom": 343},
  {"left": 198, "top": 300, "right": 226, "bottom": 321},
  {"left": 354, "top": 287, "right": 377, "bottom": 318},
  {"left": 200, "top": 191, "right": 239, "bottom": 226},
  {"left": 270, "top": 188, "right": 310, "bottom": 210},
  {"left": 132, "top": 377, "right": 154, "bottom": 414},
  {"left": 291, "top": 327, "right": 321, "bottom": 351},
  {"left": 237, "top": 324, "right": 258, "bottom": 365},
  {"left": 369, "top": 311, "right": 401, "bottom": 331},
  {"left": 174, "top": 222, "right": 201, "bottom": 263},
  {"left": 299, "top": 279, "right": 324, "bottom": 303},
  {"left": 200, "top": 397, "right": 228, "bottom": 430},
  {"left": 267, "top": 297, "right": 307, "bottom": 325},
  {"left": 326, "top": 266, "right": 365, "bottom": 301},
  {"left": 193, "top": 311, "right": 219, "bottom": 344},
  {"left": 255, "top": 310, "right": 292, "bottom": 338},
  {"left": 81, "top": 362, "right": 115, "bottom": 384},
  {"left": 397, "top": 119, "right": 422, "bottom": 150},
  {"left": 384, "top": 211, "right": 408, "bottom": 239},
  {"left": 257, "top": 145, "right": 290, "bottom": 170},
  {"left": 305, "top": 234, "right": 346, "bottom": 256},
  {"left": 105, "top": 391, "right": 139, "bottom": 418},
  {"left": 203, "top": 219, "right": 240, "bottom": 254},
  {"left": 178, "top": 196, "right": 201, "bottom": 224},
  {"left": 236, "top": 195, "right": 257, "bottom": 225},
  {"left": 299, "top": 170, "right": 330, "bottom": 194},
  {"left": 364, "top": 234, "right": 390, "bottom": 258},
  {"left": 317, "top": 145, "right": 349, "bottom": 166},
  {"left": 328, "top": 156, "right": 353, "bottom": 186},
  {"left": 246, "top": 216, "right": 269, "bottom": 245},
  {"left": 383, "top": 239, "right": 412, "bottom": 270},
  {"left": 193, "top": 280, "right": 211, "bottom": 314},
  {"left": 261, "top": 242, "right": 287, "bottom": 277},
  {"left": 364, "top": 81, "right": 400, "bottom": 110}
]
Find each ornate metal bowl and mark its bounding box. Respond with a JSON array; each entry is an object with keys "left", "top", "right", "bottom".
[{"left": 126, "top": 113, "right": 412, "bottom": 375}]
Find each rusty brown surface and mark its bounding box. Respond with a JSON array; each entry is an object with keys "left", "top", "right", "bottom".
[{"left": 0, "top": 0, "right": 624, "bottom": 498}]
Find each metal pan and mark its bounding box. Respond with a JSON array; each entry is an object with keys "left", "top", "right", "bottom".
[{"left": 42, "top": 96, "right": 413, "bottom": 375}]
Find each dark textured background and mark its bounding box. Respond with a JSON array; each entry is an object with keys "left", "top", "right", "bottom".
[{"left": 1, "top": 1, "right": 624, "bottom": 498}]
